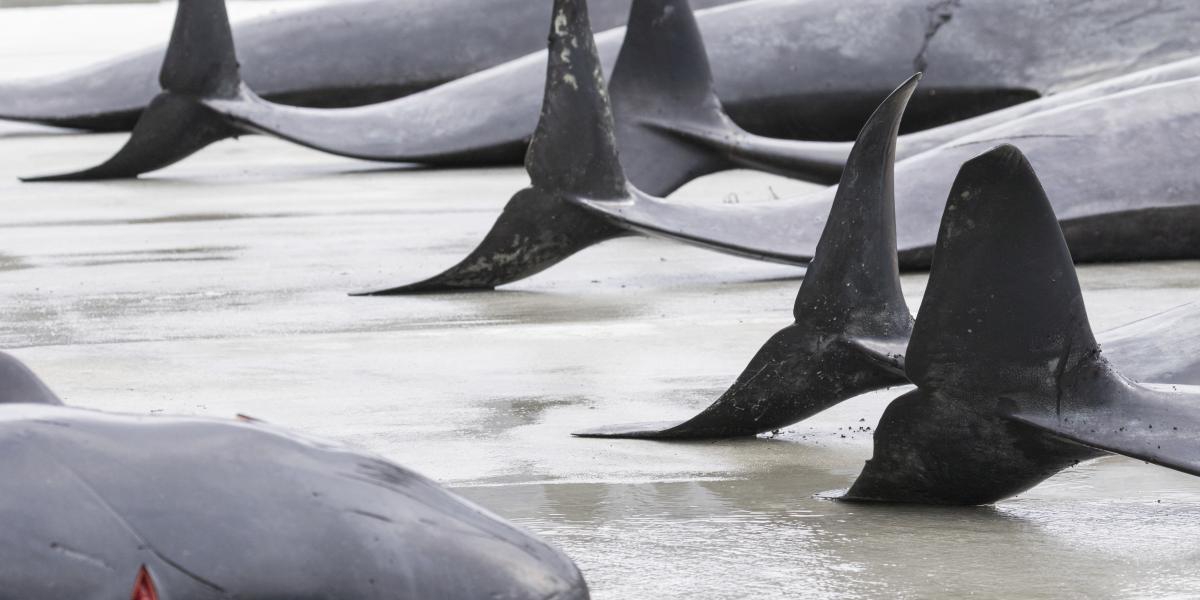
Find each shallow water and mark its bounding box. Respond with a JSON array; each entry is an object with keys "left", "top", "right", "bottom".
[{"left": 0, "top": 3, "right": 1198, "bottom": 599}]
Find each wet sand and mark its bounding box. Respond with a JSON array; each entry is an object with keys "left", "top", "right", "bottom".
[{"left": 2, "top": 2, "right": 1200, "bottom": 598}]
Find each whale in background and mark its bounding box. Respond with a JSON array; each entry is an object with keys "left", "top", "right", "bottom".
[
  {"left": 26, "top": 0, "right": 1200, "bottom": 178},
  {"left": 0, "top": 0, "right": 736, "bottom": 132}
]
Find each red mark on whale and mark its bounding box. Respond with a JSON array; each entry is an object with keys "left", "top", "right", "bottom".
[{"left": 131, "top": 566, "right": 159, "bottom": 600}]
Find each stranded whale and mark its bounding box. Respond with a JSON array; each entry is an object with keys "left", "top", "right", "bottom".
[
  {"left": 0, "top": 0, "right": 736, "bottom": 132},
  {"left": 0, "top": 353, "right": 589, "bottom": 598},
  {"left": 28, "top": 0, "right": 1200, "bottom": 179},
  {"left": 366, "top": 0, "right": 1200, "bottom": 293}
]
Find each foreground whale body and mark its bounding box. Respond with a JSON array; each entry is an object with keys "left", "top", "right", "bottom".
[
  {"left": 28, "top": 0, "right": 1200, "bottom": 179},
  {"left": 843, "top": 146, "right": 1200, "bottom": 505},
  {"left": 364, "top": 0, "right": 1200, "bottom": 294},
  {"left": 610, "top": 0, "right": 1200, "bottom": 194},
  {"left": 0, "top": 0, "right": 734, "bottom": 132},
  {"left": 0, "top": 354, "right": 589, "bottom": 598}
]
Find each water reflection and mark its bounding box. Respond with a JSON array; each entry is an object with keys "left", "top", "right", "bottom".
[{"left": 459, "top": 464, "right": 1200, "bottom": 599}]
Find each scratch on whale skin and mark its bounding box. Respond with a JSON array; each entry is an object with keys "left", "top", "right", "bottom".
[
  {"left": 49, "top": 542, "right": 115, "bottom": 571},
  {"left": 914, "top": 0, "right": 963, "bottom": 73},
  {"left": 53, "top": 458, "right": 230, "bottom": 596}
]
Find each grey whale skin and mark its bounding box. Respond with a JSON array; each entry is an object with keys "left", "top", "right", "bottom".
[
  {"left": 363, "top": 0, "right": 1200, "bottom": 294},
  {"left": 577, "top": 76, "right": 1200, "bottom": 440},
  {"left": 0, "top": 0, "right": 735, "bottom": 132},
  {"left": 27, "top": 0, "right": 1200, "bottom": 179},
  {"left": 0, "top": 354, "right": 589, "bottom": 599}
]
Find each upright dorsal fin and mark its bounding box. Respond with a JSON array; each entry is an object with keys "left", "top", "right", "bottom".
[
  {"left": 160, "top": 0, "right": 242, "bottom": 98},
  {"left": 793, "top": 75, "right": 920, "bottom": 337},
  {"left": 525, "top": 0, "right": 628, "bottom": 200},
  {"left": 905, "top": 144, "right": 1099, "bottom": 395}
]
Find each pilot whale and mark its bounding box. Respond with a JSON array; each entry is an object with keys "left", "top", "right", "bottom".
[
  {"left": 577, "top": 81, "right": 1200, "bottom": 440},
  {"left": 365, "top": 0, "right": 1200, "bottom": 293},
  {"left": 843, "top": 145, "right": 1200, "bottom": 505},
  {"left": 28, "top": 0, "right": 1200, "bottom": 179},
  {"left": 0, "top": 353, "right": 589, "bottom": 599},
  {"left": 0, "top": 0, "right": 736, "bottom": 132}
]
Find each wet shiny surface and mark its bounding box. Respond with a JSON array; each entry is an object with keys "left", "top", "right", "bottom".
[{"left": 3, "top": 3, "right": 1200, "bottom": 598}]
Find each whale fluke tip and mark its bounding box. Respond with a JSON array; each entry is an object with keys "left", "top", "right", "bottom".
[{"left": 571, "top": 421, "right": 691, "bottom": 439}]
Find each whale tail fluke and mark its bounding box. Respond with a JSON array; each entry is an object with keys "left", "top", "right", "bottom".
[
  {"left": 847, "top": 145, "right": 1200, "bottom": 504},
  {"left": 608, "top": 0, "right": 734, "bottom": 196},
  {"left": 919, "top": 146, "right": 1200, "bottom": 478},
  {"left": 575, "top": 76, "right": 921, "bottom": 440},
  {"left": 23, "top": 0, "right": 243, "bottom": 181},
  {"left": 356, "top": 0, "right": 631, "bottom": 295}
]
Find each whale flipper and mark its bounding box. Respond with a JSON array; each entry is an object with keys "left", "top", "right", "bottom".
[
  {"left": 575, "top": 75, "right": 920, "bottom": 439},
  {"left": 24, "top": 0, "right": 245, "bottom": 181},
  {"left": 358, "top": 0, "right": 631, "bottom": 295},
  {"left": 844, "top": 145, "right": 1200, "bottom": 505}
]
